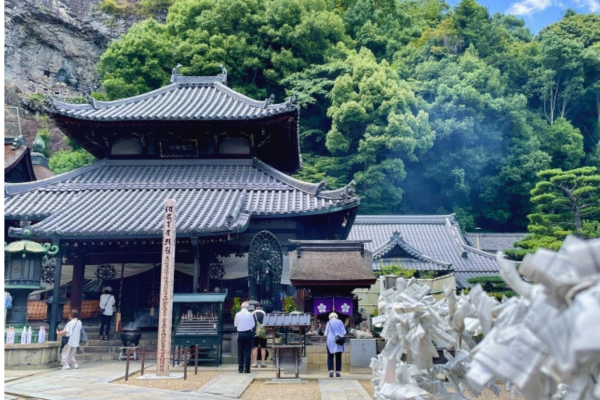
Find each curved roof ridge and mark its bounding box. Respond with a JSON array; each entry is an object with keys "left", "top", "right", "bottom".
[
  {"left": 372, "top": 233, "right": 452, "bottom": 267},
  {"left": 50, "top": 81, "right": 294, "bottom": 115},
  {"left": 466, "top": 232, "right": 528, "bottom": 236},
  {"left": 252, "top": 158, "right": 323, "bottom": 195},
  {"left": 354, "top": 214, "right": 455, "bottom": 224},
  {"left": 51, "top": 84, "right": 179, "bottom": 111},
  {"left": 212, "top": 82, "right": 290, "bottom": 111},
  {"left": 461, "top": 244, "right": 498, "bottom": 259},
  {"left": 5, "top": 160, "right": 107, "bottom": 195}
]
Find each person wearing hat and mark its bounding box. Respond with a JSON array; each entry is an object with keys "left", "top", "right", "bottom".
[{"left": 98, "top": 287, "right": 115, "bottom": 340}]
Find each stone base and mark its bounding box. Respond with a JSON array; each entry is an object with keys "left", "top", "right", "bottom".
[
  {"left": 306, "top": 343, "right": 351, "bottom": 372},
  {"left": 136, "top": 373, "right": 184, "bottom": 380},
  {"left": 350, "top": 367, "right": 372, "bottom": 374},
  {"left": 266, "top": 379, "right": 308, "bottom": 384},
  {"left": 350, "top": 339, "right": 376, "bottom": 368},
  {"left": 4, "top": 341, "right": 60, "bottom": 370}
]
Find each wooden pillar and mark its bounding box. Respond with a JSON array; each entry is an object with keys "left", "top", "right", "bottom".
[
  {"left": 70, "top": 254, "right": 85, "bottom": 314},
  {"left": 198, "top": 244, "right": 209, "bottom": 292},
  {"left": 49, "top": 239, "right": 63, "bottom": 341},
  {"left": 192, "top": 237, "right": 199, "bottom": 294}
]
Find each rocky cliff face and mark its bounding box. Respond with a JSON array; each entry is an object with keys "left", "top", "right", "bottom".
[{"left": 5, "top": 0, "right": 140, "bottom": 98}]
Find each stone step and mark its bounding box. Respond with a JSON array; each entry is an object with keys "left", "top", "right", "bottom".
[
  {"left": 85, "top": 339, "right": 158, "bottom": 347},
  {"left": 87, "top": 332, "right": 158, "bottom": 340},
  {"left": 75, "top": 352, "right": 121, "bottom": 361}
]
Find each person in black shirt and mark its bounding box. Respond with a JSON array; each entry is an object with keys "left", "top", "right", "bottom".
[{"left": 251, "top": 304, "right": 267, "bottom": 368}]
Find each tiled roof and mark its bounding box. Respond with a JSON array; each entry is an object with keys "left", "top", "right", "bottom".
[
  {"left": 371, "top": 232, "right": 452, "bottom": 270},
  {"left": 5, "top": 158, "right": 358, "bottom": 238},
  {"left": 49, "top": 75, "right": 297, "bottom": 122},
  {"left": 348, "top": 215, "right": 501, "bottom": 288},
  {"left": 464, "top": 233, "right": 528, "bottom": 252}
]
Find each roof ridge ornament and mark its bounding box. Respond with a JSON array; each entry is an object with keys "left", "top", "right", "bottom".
[
  {"left": 287, "top": 91, "right": 299, "bottom": 106},
  {"left": 32, "top": 134, "right": 46, "bottom": 153},
  {"left": 263, "top": 94, "right": 275, "bottom": 109},
  {"left": 219, "top": 64, "right": 227, "bottom": 85},
  {"left": 12, "top": 135, "right": 27, "bottom": 150},
  {"left": 20, "top": 217, "right": 32, "bottom": 239},
  {"left": 170, "top": 63, "right": 183, "bottom": 83}
]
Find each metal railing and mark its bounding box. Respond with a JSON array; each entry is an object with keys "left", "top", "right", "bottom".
[{"left": 124, "top": 345, "right": 201, "bottom": 381}]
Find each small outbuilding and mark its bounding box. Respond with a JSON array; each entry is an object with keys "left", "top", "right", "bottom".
[{"left": 289, "top": 240, "right": 376, "bottom": 326}]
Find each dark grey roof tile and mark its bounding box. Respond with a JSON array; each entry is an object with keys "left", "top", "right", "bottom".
[
  {"left": 465, "top": 233, "right": 528, "bottom": 252},
  {"left": 5, "top": 158, "right": 358, "bottom": 238},
  {"left": 348, "top": 215, "right": 499, "bottom": 275},
  {"left": 50, "top": 80, "right": 296, "bottom": 122}
]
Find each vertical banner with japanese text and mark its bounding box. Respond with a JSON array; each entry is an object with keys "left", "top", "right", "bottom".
[{"left": 157, "top": 199, "right": 176, "bottom": 376}]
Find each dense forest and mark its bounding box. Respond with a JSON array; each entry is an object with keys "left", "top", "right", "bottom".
[{"left": 78, "top": 0, "right": 600, "bottom": 235}]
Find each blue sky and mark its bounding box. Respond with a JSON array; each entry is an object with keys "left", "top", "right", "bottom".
[{"left": 447, "top": 0, "right": 600, "bottom": 34}]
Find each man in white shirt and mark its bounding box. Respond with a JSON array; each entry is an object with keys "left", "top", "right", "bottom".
[
  {"left": 234, "top": 302, "right": 255, "bottom": 373},
  {"left": 57, "top": 309, "right": 82, "bottom": 370},
  {"left": 98, "top": 287, "right": 116, "bottom": 340}
]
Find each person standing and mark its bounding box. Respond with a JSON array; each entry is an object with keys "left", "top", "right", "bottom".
[
  {"left": 251, "top": 303, "right": 267, "bottom": 368},
  {"left": 325, "top": 312, "right": 346, "bottom": 378},
  {"left": 57, "top": 309, "right": 82, "bottom": 370},
  {"left": 98, "top": 287, "right": 115, "bottom": 340},
  {"left": 234, "top": 301, "right": 255, "bottom": 373}
]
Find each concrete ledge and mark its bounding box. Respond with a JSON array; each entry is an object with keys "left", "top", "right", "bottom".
[{"left": 4, "top": 341, "right": 60, "bottom": 370}]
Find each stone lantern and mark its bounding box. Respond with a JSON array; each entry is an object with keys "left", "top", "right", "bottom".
[{"left": 4, "top": 219, "right": 59, "bottom": 326}]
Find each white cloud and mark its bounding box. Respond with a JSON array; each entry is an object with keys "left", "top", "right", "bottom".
[
  {"left": 506, "top": 0, "right": 555, "bottom": 15},
  {"left": 574, "top": 0, "right": 600, "bottom": 12}
]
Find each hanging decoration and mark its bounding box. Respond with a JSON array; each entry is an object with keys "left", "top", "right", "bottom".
[
  {"left": 95, "top": 263, "right": 116, "bottom": 281},
  {"left": 41, "top": 256, "right": 56, "bottom": 285},
  {"left": 210, "top": 259, "right": 226, "bottom": 280}
]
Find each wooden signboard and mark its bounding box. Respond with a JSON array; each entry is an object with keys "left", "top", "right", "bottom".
[{"left": 157, "top": 199, "right": 176, "bottom": 376}]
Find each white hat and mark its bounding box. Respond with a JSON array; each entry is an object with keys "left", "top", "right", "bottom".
[{"left": 103, "top": 286, "right": 113, "bottom": 292}]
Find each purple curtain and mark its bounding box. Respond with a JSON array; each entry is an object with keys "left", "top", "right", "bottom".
[
  {"left": 313, "top": 297, "right": 334, "bottom": 315},
  {"left": 333, "top": 297, "right": 353, "bottom": 316}
]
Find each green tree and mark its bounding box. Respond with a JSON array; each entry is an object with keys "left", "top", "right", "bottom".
[
  {"left": 403, "top": 47, "right": 545, "bottom": 228},
  {"left": 528, "top": 31, "right": 584, "bottom": 126},
  {"left": 325, "top": 47, "right": 434, "bottom": 213},
  {"left": 99, "top": 0, "right": 351, "bottom": 100},
  {"left": 49, "top": 149, "right": 97, "bottom": 174},
  {"left": 529, "top": 167, "right": 600, "bottom": 235},
  {"left": 98, "top": 19, "right": 174, "bottom": 99},
  {"left": 506, "top": 167, "right": 600, "bottom": 259}
]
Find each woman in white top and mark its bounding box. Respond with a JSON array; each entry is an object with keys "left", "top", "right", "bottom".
[
  {"left": 98, "top": 288, "right": 115, "bottom": 340},
  {"left": 57, "top": 309, "right": 82, "bottom": 370}
]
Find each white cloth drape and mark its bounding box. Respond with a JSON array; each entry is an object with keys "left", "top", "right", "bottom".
[{"left": 35, "top": 255, "right": 291, "bottom": 294}]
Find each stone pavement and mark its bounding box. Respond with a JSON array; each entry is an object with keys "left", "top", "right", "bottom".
[
  {"left": 3, "top": 361, "right": 236, "bottom": 400},
  {"left": 319, "top": 379, "right": 373, "bottom": 400},
  {"left": 197, "top": 372, "right": 255, "bottom": 398}
]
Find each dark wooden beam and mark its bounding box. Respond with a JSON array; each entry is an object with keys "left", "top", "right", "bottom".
[{"left": 70, "top": 255, "right": 85, "bottom": 314}]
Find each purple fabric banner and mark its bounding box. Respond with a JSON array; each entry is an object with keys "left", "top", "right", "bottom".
[
  {"left": 313, "top": 297, "right": 334, "bottom": 315},
  {"left": 333, "top": 297, "right": 353, "bottom": 316}
]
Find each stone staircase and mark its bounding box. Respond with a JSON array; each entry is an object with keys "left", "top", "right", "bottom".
[{"left": 77, "top": 331, "right": 158, "bottom": 361}]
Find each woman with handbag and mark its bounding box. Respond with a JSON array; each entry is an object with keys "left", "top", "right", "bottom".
[
  {"left": 98, "top": 287, "right": 115, "bottom": 340},
  {"left": 57, "top": 309, "right": 82, "bottom": 370},
  {"left": 325, "top": 312, "right": 346, "bottom": 378}
]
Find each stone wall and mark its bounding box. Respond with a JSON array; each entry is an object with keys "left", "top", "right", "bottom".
[
  {"left": 306, "top": 343, "right": 351, "bottom": 373},
  {"left": 4, "top": 342, "right": 61, "bottom": 370}
]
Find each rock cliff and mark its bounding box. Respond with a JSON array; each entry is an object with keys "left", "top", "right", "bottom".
[{"left": 5, "top": 0, "right": 140, "bottom": 98}]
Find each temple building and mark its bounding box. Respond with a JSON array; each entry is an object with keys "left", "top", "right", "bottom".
[
  {"left": 4, "top": 69, "right": 358, "bottom": 336},
  {"left": 348, "top": 215, "right": 501, "bottom": 289}
]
